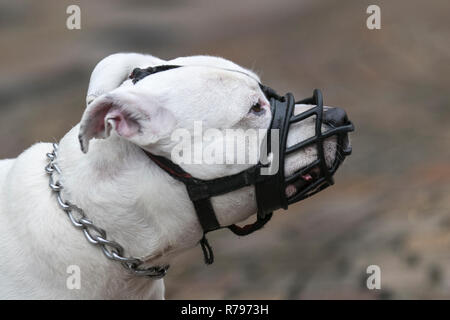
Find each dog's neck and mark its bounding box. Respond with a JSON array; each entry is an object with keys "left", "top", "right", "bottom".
[
  {"left": 52, "top": 124, "right": 257, "bottom": 295},
  {"left": 56, "top": 125, "right": 203, "bottom": 268}
]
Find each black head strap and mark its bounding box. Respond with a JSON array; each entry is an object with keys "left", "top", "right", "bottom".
[{"left": 130, "top": 65, "right": 181, "bottom": 84}]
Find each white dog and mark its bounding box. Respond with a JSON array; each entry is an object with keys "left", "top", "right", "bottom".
[{"left": 0, "top": 53, "right": 346, "bottom": 299}]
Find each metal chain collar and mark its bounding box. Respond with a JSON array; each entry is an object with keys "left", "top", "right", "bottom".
[{"left": 45, "top": 143, "right": 169, "bottom": 278}]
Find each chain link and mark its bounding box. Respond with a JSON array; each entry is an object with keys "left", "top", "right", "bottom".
[{"left": 46, "top": 143, "right": 169, "bottom": 278}]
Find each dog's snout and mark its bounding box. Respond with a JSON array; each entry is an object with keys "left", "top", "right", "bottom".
[{"left": 323, "top": 107, "right": 348, "bottom": 127}]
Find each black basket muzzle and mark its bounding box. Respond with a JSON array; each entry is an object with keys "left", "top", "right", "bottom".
[{"left": 255, "top": 88, "right": 354, "bottom": 219}]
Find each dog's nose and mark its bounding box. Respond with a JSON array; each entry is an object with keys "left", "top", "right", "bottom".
[{"left": 323, "top": 107, "right": 348, "bottom": 127}]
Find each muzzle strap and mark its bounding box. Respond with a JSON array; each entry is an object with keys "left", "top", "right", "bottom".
[
  {"left": 228, "top": 212, "right": 273, "bottom": 236},
  {"left": 200, "top": 235, "right": 214, "bottom": 265},
  {"left": 192, "top": 198, "right": 221, "bottom": 232},
  {"left": 142, "top": 150, "right": 272, "bottom": 264}
]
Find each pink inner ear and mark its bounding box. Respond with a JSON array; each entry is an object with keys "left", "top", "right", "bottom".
[
  {"left": 105, "top": 108, "right": 140, "bottom": 138},
  {"left": 85, "top": 101, "right": 140, "bottom": 140}
]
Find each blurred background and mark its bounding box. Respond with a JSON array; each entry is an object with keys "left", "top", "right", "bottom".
[{"left": 1, "top": 0, "right": 449, "bottom": 299}]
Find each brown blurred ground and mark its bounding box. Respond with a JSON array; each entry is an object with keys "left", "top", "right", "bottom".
[{"left": 1, "top": 0, "right": 449, "bottom": 299}]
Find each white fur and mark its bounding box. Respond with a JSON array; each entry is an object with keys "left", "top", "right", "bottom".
[{"left": 0, "top": 53, "right": 340, "bottom": 299}]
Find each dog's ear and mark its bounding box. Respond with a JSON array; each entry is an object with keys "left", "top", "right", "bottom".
[
  {"left": 78, "top": 91, "right": 176, "bottom": 153},
  {"left": 86, "top": 53, "right": 166, "bottom": 106}
]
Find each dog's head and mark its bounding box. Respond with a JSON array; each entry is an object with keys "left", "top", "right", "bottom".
[{"left": 78, "top": 53, "right": 351, "bottom": 235}]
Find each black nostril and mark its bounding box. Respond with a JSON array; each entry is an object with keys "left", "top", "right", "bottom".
[{"left": 323, "top": 107, "right": 348, "bottom": 127}]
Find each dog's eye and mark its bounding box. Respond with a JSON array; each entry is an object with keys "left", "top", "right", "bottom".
[{"left": 250, "top": 102, "right": 264, "bottom": 115}]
